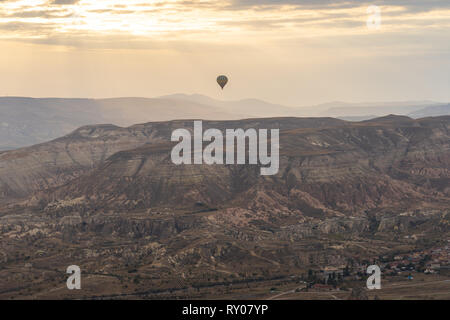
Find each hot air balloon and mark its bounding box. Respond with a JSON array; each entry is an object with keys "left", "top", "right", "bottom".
[{"left": 217, "top": 75, "right": 228, "bottom": 90}]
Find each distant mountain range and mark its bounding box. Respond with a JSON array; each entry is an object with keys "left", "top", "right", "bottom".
[
  {"left": 0, "top": 115, "right": 448, "bottom": 298},
  {"left": 0, "top": 95, "right": 448, "bottom": 150}
]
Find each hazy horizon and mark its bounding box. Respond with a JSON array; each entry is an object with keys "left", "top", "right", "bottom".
[{"left": 0, "top": 93, "right": 448, "bottom": 109}]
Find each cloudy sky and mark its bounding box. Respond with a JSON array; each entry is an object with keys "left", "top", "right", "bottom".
[{"left": 0, "top": 0, "right": 449, "bottom": 105}]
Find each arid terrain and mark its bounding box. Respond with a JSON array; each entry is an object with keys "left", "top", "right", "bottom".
[
  {"left": 1, "top": 96, "right": 448, "bottom": 151},
  {"left": 0, "top": 115, "right": 449, "bottom": 299}
]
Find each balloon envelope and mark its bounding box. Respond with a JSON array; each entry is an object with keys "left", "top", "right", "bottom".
[{"left": 217, "top": 75, "right": 228, "bottom": 89}]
